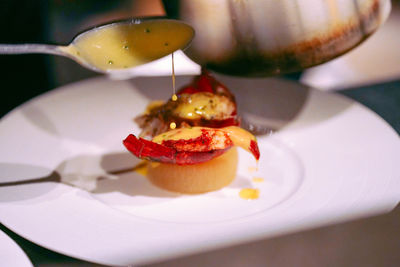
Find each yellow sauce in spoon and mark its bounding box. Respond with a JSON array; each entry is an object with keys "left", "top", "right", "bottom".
[{"left": 63, "top": 20, "right": 194, "bottom": 71}]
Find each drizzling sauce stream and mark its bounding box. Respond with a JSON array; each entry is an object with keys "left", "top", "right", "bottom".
[
  {"left": 171, "top": 52, "right": 177, "bottom": 101},
  {"left": 170, "top": 52, "right": 177, "bottom": 129}
]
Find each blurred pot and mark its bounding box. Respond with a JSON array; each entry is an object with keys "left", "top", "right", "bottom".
[{"left": 164, "top": 0, "right": 391, "bottom": 76}]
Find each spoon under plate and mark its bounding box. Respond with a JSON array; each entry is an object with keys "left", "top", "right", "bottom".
[{"left": 0, "top": 18, "right": 194, "bottom": 78}]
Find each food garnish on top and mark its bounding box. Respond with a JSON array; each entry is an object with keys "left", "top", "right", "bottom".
[{"left": 123, "top": 69, "right": 259, "bottom": 166}]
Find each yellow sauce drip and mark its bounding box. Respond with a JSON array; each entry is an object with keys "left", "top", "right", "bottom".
[
  {"left": 239, "top": 188, "right": 260, "bottom": 200},
  {"left": 62, "top": 20, "right": 194, "bottom": 71},
  {"left": 133, "top": 161, "right": 148, "bottom": 176},
  {"left": 252, "top": 177, "right": 264, "bottom": 183},
  {"left": 248, "top": 166, "right": 258, "bottom": 173},
  {"left": 171, "top": 52, "right": 177, "bottom": 100},
  {"left": 169, "top": 53, "right": 178, "bottom": 129}
]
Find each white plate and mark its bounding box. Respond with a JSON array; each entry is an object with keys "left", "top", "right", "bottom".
[
  {"left": 0, "top": 75, "right": 399, "bottom": 266},
  {"left": 0, "top": 230, "right": 33, "bottom": 267}
]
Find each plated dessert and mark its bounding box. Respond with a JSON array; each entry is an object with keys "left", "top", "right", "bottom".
[{"left": 123, "top": 69, "right": 260, "bottom": 194}]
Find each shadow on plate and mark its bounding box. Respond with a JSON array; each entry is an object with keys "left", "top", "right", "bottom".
[
  {"left": 0, "top": 149, "right": 256, "bottom": 203},
  {"left": 0, "top": 163, "right": 60, "bottom": 202},
  {"left": 0, "top": 152, "right": 180, "bottom": 201},
  {"left": 19, "top": 104, "right": 60, "bottom": 136},
  {"left": 67, "top": 151, "right": 269, "bottom": 199},
  {"left": 56, "top": 152, "right": 179, "bottom": 198},
  {"left": 94, "top": 152, "right": 179, "bottom": 198}
]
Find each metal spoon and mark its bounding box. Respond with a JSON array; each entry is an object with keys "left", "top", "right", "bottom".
[{"left": 0, "top": 18, "right": 194, "bottom": 77}]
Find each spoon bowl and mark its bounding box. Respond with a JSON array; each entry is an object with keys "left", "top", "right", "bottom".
[{"left": 0, "top": 18, "right": 194, "bottom": 78}]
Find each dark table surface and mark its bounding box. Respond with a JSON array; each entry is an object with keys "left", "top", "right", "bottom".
[{"left": 0, "top": 76, "right": 399, "bottom": 267}]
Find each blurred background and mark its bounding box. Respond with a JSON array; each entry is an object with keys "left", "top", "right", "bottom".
[{"left": 1, "top": 0, "right": 399, "bottom": 118}]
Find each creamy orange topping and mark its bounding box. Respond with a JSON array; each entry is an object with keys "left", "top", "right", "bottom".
[
  {"left": 152, "top": 127, "right": 203, "bottom": 143},
  {"left": 222, "top": 126, "right": 257, "bottom": 155},
  {"left": 152, "top": 126, "right": 257, "bottom": 154}
]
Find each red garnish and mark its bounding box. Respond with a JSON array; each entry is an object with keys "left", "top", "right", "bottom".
[
  {"left": 123, "top": 134, "right": 233, "bottom": 165},
  {"left": 178, "top": 68, "right": 235, "bottom": 100},
  {"left": 126, "top": 69, "right": 261, "bottom": 166},
  {"left": 249, "top": 140, "right": 260, "bottom": 161},
  {"left": 161, "top": 128, "right": 233, "bottom": 152},
  {"left": 123, "top": 134, "right": 175, "bottom": 162},
  {"left": 198, "top": 117, "right": 240, "bottom": 128}
]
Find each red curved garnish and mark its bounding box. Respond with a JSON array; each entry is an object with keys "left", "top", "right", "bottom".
[
  {"left": 123, "top": 134, "right": 175, "bottom": 162},
  {"left": 249, "top": 140, "right": 260, "bottom": 161},
  {"left": 123, "top": 134, "right": 232, "bottom": 165},
  {"left": 178, "top": 69, "right": 235, "bottom": 100}
]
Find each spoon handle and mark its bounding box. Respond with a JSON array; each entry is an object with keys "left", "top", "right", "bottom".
[{"left": 0, "top": 44, "right": 64, "bottom": 56}]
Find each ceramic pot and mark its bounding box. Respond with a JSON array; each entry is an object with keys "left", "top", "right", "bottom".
[{"left": 164, "top": 0, "right": 391, "bottom": 76}]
